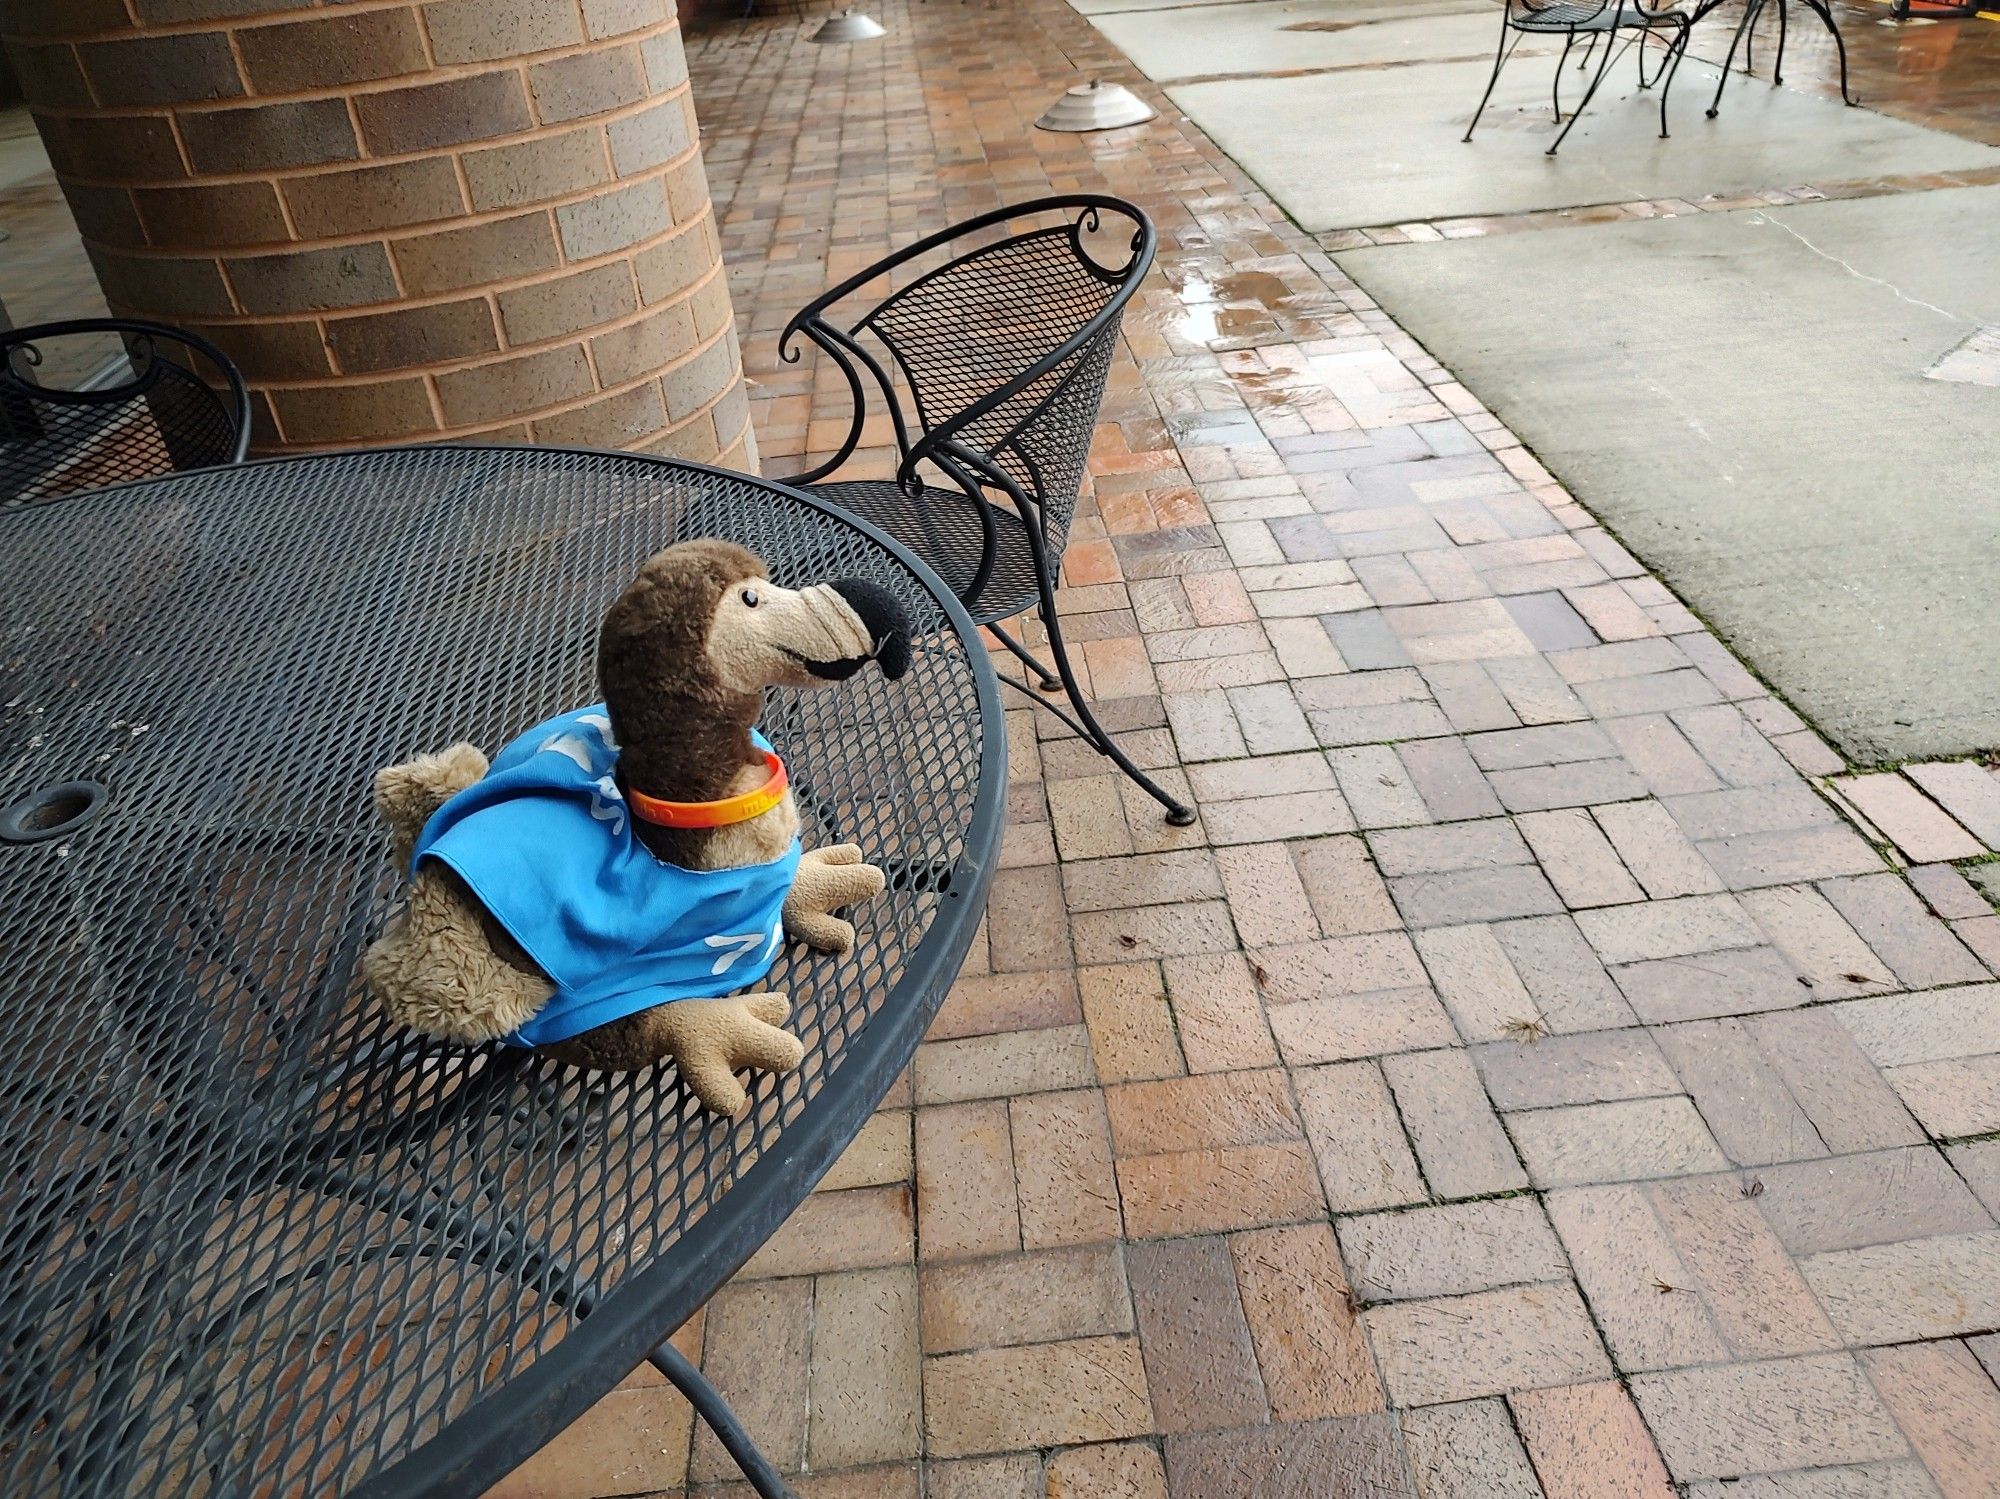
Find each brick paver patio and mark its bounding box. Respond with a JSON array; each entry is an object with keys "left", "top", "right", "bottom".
[{"left": 494, "top": 2, "right": 2000, "bottom": 1494}]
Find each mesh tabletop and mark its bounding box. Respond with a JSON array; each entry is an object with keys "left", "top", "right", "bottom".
[{"left": 0, "top": 446, "right": 1002, "bottom": 1498}]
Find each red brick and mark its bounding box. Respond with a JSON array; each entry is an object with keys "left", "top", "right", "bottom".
[
  {"left": 1078, "top": 964, "right": 1184, "bottom": 1084},
  {"left": 1365, "top": 1283, "right": 1611, "bottom": 1407},
  {"left": 1010, "top": 1089, "right": 1122, "bottom": 1249},
  {"left": 922, "top": 1338, "right": 1153, "bottom": 1459},
  {"left": 1043, "top": 1443, "right": 1166, "bottom": 1499},
  {"left": 435, "top": 344, "right": 595, "bottom": 427},
  {"left": 1105, "top": 1069, "right": 1300, "bottom": 1159},
  {"left": 1215, "top": 842, "right": 1319, "bottom": 946},
  {"left": 1548, "top": 1184, "right": 1727, "bottom": 1370},
  {"left": 915, "top": 1101, "right": 1019, "bottom": 1262},
  {"left": 1294, "top": 1060, "right": 1425, "bottom": 1211},
  {"left": 1230, "top": 1223, "right": 1382, "bottom": 1421},
  {"left": 393, "top": 212, "right": 562, "bottom": 297},
  {"left": 931, "top": 970, "right": 1080, "bottom": 1043},
  {"left": 1163, "top": 1416, "right": 1411, "bottom": 1499},
  {"left": 806, "top": 1267, "right": 919, "bottom": 1470},
  {"left": 326, "top": 299, "right": 499, "bottom": 376},
  {"left": 353, "top": 69, "right": 534, "bottom": 155},
  {"left": 284, "top": 159, "right": 467, "bottom": 239},
  {"left": 1647, "top": 1176, "right": 1837, "bottom": 1358},
  {"left": 1832, "top": 772, "right": 1983, "bottom": 863},
  {"left": 1512, "top": 1381, "right": 1674, "bottom": 1499},
  {"left": 1117, "top": 1140, "right": 1324, "bottom": 1239},
  {"left": 739, "top": 1185, "right": 912, "bottom": 1279},
  {"left": 1861, "top": 1340, "right": 2000, "bottom": 1498},
  {"left": 1398, "top": 1399, "right": 1542, "bottom": 1499},
  {"left": 1382, "top": 1048, "right": 1526, "bottom": 1199},
  {"left": 1160, "top": 953, "right": 1278, "bottom": 1073},
  {"left": 76, "top": 30, "right": 242, "bottom": 108},
  {"left": 919, "top": 1244, "right": 1131, "bottom": 1354},
  {"left": 687, "top": 1278, "right": 811, "bottom": 1482},
  {"left": 1126, "top": 1236, "right": 1267, "bottom": 1433},
  {"left": 236, "top": 8, "right": 428, "bottom": 91},
  {"left": 1630, "top": 1354, "right": 1905, "bottom": 1480},
  {"left": 423, "top": 0, "right": 584, "bottom": 64},
  {"left": 179, "top": 99, "right": 359, "bottom": 173}
]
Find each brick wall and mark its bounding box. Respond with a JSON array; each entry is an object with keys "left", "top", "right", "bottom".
[{"left": 0, "top": 0, "right": 756, "bottom": 468}]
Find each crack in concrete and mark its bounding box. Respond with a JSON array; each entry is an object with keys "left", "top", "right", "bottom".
[{"left": 1750, "top": 210, "right": 1972, "bottom": 325}]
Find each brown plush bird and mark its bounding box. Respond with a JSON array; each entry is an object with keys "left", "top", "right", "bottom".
[{"left": 362, "top": 539, "right": 913, "bottom": 1114}]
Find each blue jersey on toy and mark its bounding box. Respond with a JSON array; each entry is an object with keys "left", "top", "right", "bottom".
[{"left": 409, "top": 705, "right": 801, "bottom": 1048}]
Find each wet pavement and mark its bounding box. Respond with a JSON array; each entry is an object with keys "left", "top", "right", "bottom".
[
  {"left": 498, "top": 2, "right": 2000, "bottom": 1495},
  {"left": 1081, "top": 0, "right": 2000, "bottom": 762}
]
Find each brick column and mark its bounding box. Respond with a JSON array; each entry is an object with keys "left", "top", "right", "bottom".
[{"left": 1, "top": 0, "right": 756, "bottom": 469}]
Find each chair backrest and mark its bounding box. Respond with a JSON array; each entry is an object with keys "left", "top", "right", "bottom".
[
  {"left": 781, "top": 197, "right": 1154, "bottom": 562},
  {"left": 0, "top": 319, "right": 252, "bottom": 507}
]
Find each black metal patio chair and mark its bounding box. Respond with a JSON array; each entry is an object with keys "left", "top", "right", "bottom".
[
  {"left": 1704, "top": 0, "right": 1856, "bottom": 118},
  {"left": 777, "top": 195, "right": 1196, "bottom": 825},
  {"left": 1464, "top": 0, "right": 1695, "bottom": 155},
  {"left": 1, "top": 318, "right": 251, "bottom": 507}
]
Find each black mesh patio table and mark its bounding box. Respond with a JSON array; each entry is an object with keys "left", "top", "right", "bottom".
[{"left": 0, "top": 445, "right": 1003, "bottom": 1498}]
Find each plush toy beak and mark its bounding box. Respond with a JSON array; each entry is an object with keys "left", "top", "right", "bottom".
[
  {"left": 781, "top": 578, "right": 913, "bottom": 684},
  {"left": 826, "top": 578, "right": 913, "bottom": 681}
]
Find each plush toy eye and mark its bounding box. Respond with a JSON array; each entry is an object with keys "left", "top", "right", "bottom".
[{"left": 741, "top": 587, "right": 760, "bottom": 608}]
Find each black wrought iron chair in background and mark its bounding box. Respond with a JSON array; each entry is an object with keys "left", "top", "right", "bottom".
[
  {"left": 1703, "top": 0, "right": 1856, "bottom": 118},
  {"left": 1464, "top": 0, "right": 1695, "bottom": 155},
  {"left": 0, "top": 318, "right": 251, "bottom": 507},
  {"left": 777, "top": 195, "right": 1196, "bottom": 825}
]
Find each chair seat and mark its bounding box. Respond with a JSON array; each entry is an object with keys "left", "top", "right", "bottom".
[
  {"left": 1514, "top": 1, "right": 1686, "bottom": 29},
  {"left": 805, "top": 479, "right": 1042, "bottom": 626}
]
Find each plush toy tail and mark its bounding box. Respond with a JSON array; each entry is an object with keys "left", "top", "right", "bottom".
[{"left": 373, "top": 742, "right": 488, "bottom": 869}]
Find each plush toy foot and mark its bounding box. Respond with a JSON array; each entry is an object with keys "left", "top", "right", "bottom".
[
  {"left": 649, "top": 992, "right": 804, "bottom": 1115},
  {"left": 784, "top": 843, "right": 886, "bottom": 955}
]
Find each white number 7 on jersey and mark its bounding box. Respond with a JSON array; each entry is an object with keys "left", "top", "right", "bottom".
[{"left": 704, "top": 931, "right": 768, "bottom": 976}]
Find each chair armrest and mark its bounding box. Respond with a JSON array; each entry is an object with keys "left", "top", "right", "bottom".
[{"left": 776, "top": 316, "right": 916, "bottom": 486}]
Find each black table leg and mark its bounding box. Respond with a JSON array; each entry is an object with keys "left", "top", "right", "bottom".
[{"left": 648, "top": 1339, "right": 801, "bottom": 1499}]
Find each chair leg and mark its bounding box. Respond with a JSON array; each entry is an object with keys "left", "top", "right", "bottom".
[
  {"left": 1464, "top": 24, "right": 1518, "bottom": 142},
  {"left": 1554, "top": 31, "right": 1576, "bottom": 120},
  {"left": 1706, "top": 0, "right": 1762, "bottom": 118},
  {"left": 1798, "top": 0, "right": 1856, "bottom": 104},
  {"left": 650, "top": 1341, "right": 799, "bottom": 1499},
  {"left": 1774, "top": 0, "right": 1788, "bottom": 85},
  {"left": 989, "top": 619, "right": 1060, "bottom": 690},
  {"left": 1548, "top": 23, "right": 1616, "bottom": 155},
  {"left": 1659, "top": 23, "right": 1692, "bottom": 137},
  {"left": 1021, "top": 592, "right": 1196, "bottom": 826}
]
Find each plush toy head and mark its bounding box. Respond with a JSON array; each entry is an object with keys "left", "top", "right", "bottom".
[
  {"left": 594, "top": 538, "right": 913, "bottom": 862},
  {"left": 601, "top": 537, "right": 909, "bottom": 702}
]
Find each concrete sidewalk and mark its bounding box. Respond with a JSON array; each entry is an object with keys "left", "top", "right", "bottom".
[
  {"left": 500, "top": 1, "right": 2000, "bottom": 1496},
  {"left": 1079, "top": 0, "right": 2000, "bottom": 763}
]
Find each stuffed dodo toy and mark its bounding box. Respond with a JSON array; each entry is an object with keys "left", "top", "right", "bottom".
[{"left": 363, "top": 539, "right": 913, "bottom": 1115}]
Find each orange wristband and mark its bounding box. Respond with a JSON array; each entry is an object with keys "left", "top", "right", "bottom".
[{"left": 626, "top": 748, "right": 789, "bottom": 829}]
